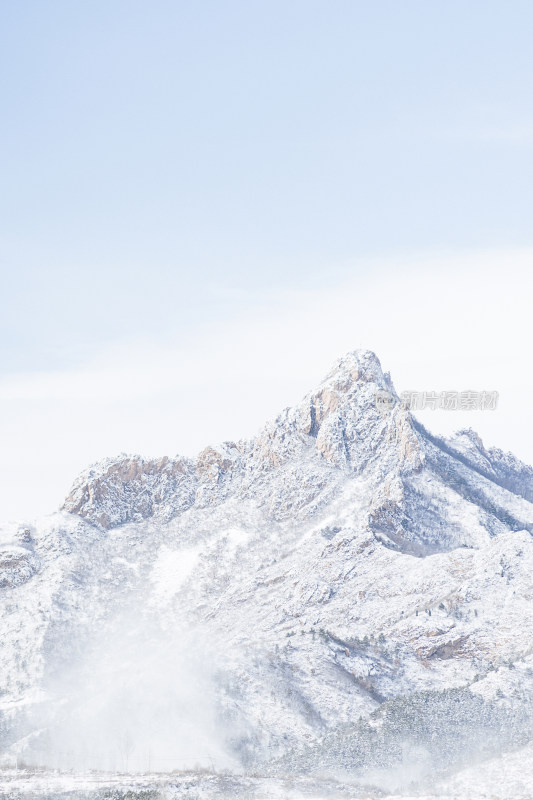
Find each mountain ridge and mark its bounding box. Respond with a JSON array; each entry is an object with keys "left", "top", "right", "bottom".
[{"left": 61, "top": 348, "right": 533, "bottom": 554}]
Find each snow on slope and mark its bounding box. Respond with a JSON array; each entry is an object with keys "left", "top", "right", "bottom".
[{"left": 1, "top": 349, "right": 533, "bottom": 794}]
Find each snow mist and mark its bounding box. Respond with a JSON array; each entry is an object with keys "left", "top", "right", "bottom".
[{"left": 23, "top": 606, "right": 239, "bottom": 773}]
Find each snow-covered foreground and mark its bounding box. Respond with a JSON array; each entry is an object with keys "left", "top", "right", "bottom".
[{"left": 1, "top": 743, "right": 533, "bottom": 800}]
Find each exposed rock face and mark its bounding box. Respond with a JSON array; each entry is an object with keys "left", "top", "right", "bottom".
[
  {"left": 62, "top": 454, "right": 197, "bottom": 528},
  {"left": 2, "top": 349, "right": 533, "bottom": 777}
]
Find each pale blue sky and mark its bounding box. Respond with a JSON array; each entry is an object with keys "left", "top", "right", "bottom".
[
  {"left": 1, "top": 1, "right": 533, "bottom": 374},
  {"left": 1, "top": 2, "right": 533, "bottom": 520}
]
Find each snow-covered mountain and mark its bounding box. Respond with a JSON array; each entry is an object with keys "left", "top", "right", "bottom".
[{"left": 1, "top": 349, "right": 533, "bottom": 793}]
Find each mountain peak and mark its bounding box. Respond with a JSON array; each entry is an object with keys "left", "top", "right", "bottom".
[
  {"left": 451, "top": 427, "right": 486, "bottom": 451},
  {"left": 62, "top": 349, "right": 423, "bottom": 531},
  {"left": 321, "top": 349, "right": 387, "bottom": 391}
]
